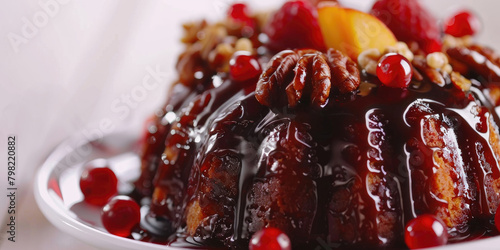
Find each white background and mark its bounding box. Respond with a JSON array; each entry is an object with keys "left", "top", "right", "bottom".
[{"left": 1, "top": 0, "right": 500, "bottom": 249}]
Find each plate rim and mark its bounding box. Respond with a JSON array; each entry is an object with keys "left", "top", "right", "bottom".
[{"left": 33, "top": 132, "right": 183, "bottom": 250}]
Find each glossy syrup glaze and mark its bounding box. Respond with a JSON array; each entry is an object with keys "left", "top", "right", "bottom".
[{"left": 132, "top": 68, "right": 500, "bottom": 248}]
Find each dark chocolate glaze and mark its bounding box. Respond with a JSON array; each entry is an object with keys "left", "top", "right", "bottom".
[
  {"left": 132, "top": 69, "right": 500, "bottom": 249},
  {"left": 133, "top": 83, "right": 195, "bottom": 198}
]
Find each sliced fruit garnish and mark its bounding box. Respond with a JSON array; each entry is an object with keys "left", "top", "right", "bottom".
[{"left": 317, "top": 4, "right": 397, "bottom": 60}]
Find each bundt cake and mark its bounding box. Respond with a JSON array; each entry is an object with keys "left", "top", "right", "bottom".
[{"left": 131, "top": 0, "right": 500, "bottom": 249}]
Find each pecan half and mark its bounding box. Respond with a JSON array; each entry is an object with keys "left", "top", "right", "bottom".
[
  {"left": 286, "top": 52, "right": 332, "bottom": 107},
  {"left": 447, "top": 46, "right": 500, "bottom": 82},
  {"left": 255, "top": 50, "right": 299, "bottom": 107},
  {"left": 255, "top": 48, "right": 360, "bottom": 108},
  {"left": 326, "top": 49, "right": 360, "bottom": 94}
]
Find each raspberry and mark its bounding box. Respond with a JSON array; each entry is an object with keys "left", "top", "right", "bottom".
[
  {"left": 444, "top": 10, "right": 481, "bottom": 37},
  {"left": 264, "top": 0, "right": 326, "bottom": 52},
  {"left": 370, "top": 0, "right": 442, "bottom": 53}
]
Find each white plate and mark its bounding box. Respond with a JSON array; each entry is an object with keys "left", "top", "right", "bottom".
[
  {"left": 33, "top": 131, "right": 186, "bottom": 250},
  {"left": 34, "top": 131, "right": 500, "bottom": 249}
]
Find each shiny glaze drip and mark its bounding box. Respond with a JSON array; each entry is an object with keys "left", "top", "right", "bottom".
[
  {"left": 148, "top": 76, "right": 256, "bottom": 228},
  {"left": 133, "top": 83, "right": 195, "bottom": 198}
]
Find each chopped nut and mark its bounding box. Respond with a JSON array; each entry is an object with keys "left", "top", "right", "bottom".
[
  {"left": 181, "top": 20, "right": 208, "bottom": 44},
  {"left": 442, "top": 35, "right": 473, "bottom": 50},
  {"left": 443, "top": 64, "right": 453, "bottom": 74},
  {"left": 208, "top": 43, "right": 235, "bottom": 72},
  {"left": 176, "top": 8, "right": 267, "bottom": 86},
  {"left": 426, "top": 52, "right": 453, "bottom": 74},
  {"left": 199, "top": 25, "right": 227, "bottom": 59},
  {"left": 426, "top": 52, "right": 448, "bottom": 69},
  {"left": 412, "top": 55, "right": 446, "bottom": 86},
  {"left": 235, "top": 38, "right": 253, "bottom": 53},
  {"left": 216, "top": 43, "right": 234, "bottom": 55},
  {"left": 177, "top": 16, "right": 262, "bottom": 75},
  {"left": 385, "top": 42, "right": 414, "bottom": 61},
  {"left": 450, "top": 71, "right": 471, "bottom": 92},
  {"left": 358, "top": 48, "right": 381, "bottom": 75}
]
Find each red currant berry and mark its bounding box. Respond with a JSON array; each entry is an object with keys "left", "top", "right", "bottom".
[
  {"left": 249, "top": 227, "right": 291, "bottom": 250},
  {"left": 101, "top": 196, "right": 141, "bottom": 237},
  {"left": 405, "top": 214, "right": 448, "bottom": 249},
  {"left": 79, "top": 161, "right": 118, "bottom": 206},
  {"left": 229, "top": 51, "right": 262, "bottom": 82},
  {"left": 376, "top": 53, "right": 413, "bottom": 88},
  {"left": 227, "top": 3, "right": 254, "bottom": 28},
  {"left": 444, "top": 10, "right": 481, "bottom": 37}
]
